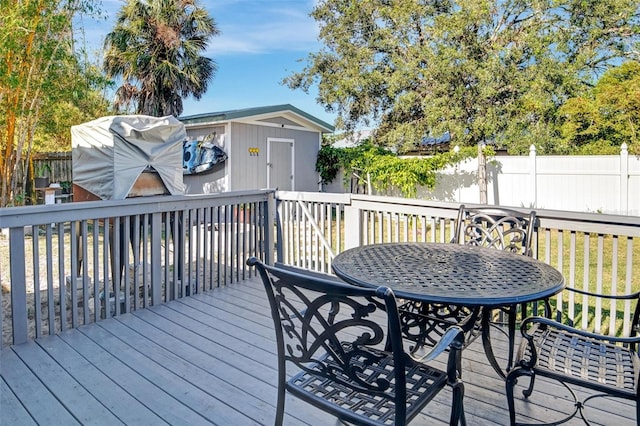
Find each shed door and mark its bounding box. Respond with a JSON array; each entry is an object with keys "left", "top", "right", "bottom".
[{"left": 267, "top": 138, "right": 294, "bottom": 190}]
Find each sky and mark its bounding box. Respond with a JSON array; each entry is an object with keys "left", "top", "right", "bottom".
[{"left": 78, "top": 0, "right": 336, "bottom": 127}]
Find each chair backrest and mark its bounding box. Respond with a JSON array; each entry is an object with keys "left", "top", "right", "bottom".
[
  {"left": 247, "top": 257, "right": 412, "bottom": 423},
  {"left": 453, "top": 205, "right": 536, "bottom": 256}
]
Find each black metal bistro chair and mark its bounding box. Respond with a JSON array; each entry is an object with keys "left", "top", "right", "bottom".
[
  {"left": 454, "top": 204, "right": 539, "bottom": 328},
  {"left": 506, "top": 288, "right": 640, "bottom": 425},
  {"left": 399, "top": 205, "right": 537, "bottom": 355},
  {"left": 452, "top": 205, "right": 536, "bottom": 256},
  {"left": 247, "top": 257, "right": 466, "bottom": 426}
]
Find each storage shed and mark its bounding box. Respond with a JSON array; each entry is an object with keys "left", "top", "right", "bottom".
[{"left": 179, "top": 104, "right": 334, "bottom": 194}]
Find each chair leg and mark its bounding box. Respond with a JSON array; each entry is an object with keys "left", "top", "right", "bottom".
[
  {"left": 506, "top": 306, "right": 517, "bottom": 372},
  {"left": 275, "top": 390, "right": 285, "bottom": 426},
  {"left": 506, "top": 368, "right": 533, "bottom": 426},
  {"left": 522, "top": 372, "right": 535, "bottom": 398},
  {"left": 275, "top": 378, "right": 286, "bottom": 426},
  {"left": 449, "top": 380, "right": 465, "bottom": 426}
]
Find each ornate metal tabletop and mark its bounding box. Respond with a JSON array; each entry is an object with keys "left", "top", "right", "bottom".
[{"left": 332, "top": 242, "right": 565, "bottom": 307}]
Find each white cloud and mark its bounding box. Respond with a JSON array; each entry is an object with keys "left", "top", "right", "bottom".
[
  {"left": 77, "top": 0, "right": 321, "bottom": 58},
  {"left": 208, "top": 1, "right": 320, "bottom": 55}
]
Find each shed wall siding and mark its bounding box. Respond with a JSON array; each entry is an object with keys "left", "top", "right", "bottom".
[
  {"left": 258, "top": 117, "right": 299, "bottom": 127},
  {"left": 183, "top": 125, "right": 228, "bottom": 194},
  {"left": 230, "top": 123, "right": 320, "bottom": 192}
]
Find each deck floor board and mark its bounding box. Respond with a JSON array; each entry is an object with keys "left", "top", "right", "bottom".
[{"left": 2, "top": 276, "right": 635, "bottom": 425}]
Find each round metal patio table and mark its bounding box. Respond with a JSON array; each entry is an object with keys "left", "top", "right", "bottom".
[{"left": 331, "top": 242, "right": 565, "bottom": 378}]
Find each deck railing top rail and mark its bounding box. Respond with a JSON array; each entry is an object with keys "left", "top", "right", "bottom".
[{"left": 0, "top": 190, "right": 273, "bottom": 228}]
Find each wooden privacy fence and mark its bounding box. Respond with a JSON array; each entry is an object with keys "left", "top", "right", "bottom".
[
  {"left": 29, "top": 151, "right": 73, "bottom": 182},
  {"left": 31, "top": 152, "right": 73, "bottom": 184},
  {"left": 8, "top": 152, "right": 73, "bottom": 204}
]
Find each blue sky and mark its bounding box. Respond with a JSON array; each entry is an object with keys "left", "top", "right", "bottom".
[{"left": 79, "top": 0, "right": 336, "bottom": 126}]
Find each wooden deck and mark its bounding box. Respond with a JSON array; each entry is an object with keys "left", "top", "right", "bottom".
[{"left": 1, "top": 275, "right": 635, "bottom": 426}]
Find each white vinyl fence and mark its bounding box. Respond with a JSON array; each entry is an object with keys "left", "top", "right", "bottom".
[{"left": 324, "top": 144, "right": 640, "bottom": 216}]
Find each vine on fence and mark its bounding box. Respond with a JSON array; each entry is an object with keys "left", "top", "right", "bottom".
[{"left": 316, "top": 143, "right": 476, "bottom": 198}]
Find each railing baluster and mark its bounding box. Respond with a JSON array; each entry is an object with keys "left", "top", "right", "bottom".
[
  {"left": 105, "top": 217, "right": 112, "bottom": 318},
  {"left": 57, "top": 223, "right": 67, "bottom": 331},
  {"left": 92, "top": 219, "right": 100, "bottom": 323},
  {"left": 568, "top": 232, "right": 577, "bottom": 322},
  {"left": 610, "top": 235, "right": 619, "bottom": 335},
  {"left": 595, "top": 235, "right": 604, "bottom": 333},
  {"left": 151, "top": 212, "right": 162, "bottom": 305},
  {"left": 624, "top": 237, "right": 634, "bottom": 336},
  {"left": 582, "top": 233, "right": 590, "bottom": 330},
  {"left": 32, "top": 226, "right": 42, "bottom": 338}
]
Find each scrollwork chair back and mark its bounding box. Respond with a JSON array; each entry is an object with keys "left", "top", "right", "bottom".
[{"left": 247, "top": 257, "right": 466, "bottom": 426}]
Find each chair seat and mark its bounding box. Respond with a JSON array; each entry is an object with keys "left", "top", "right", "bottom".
[
  {"left": 523, "top": 324, "right": 639, "bottom": 395},
  {"left": 288, "top": 345, "right": 448, "bottom": 425}
]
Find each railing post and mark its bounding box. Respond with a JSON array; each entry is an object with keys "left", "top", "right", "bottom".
[
  {"left": 265, "top": 191, "right": 276, "bottom": 265},
  {"left": 9, "top": 227, "right": 28, "bottom": 345},
  {"left": 151, "top": 212, "right": 162, "bottom": 305},
  {"left": 275, "top": 196, "right": 283, "bottom": 264},
  {"left": 620, "top": 143, "right": 629, "bottom": 215},
  {"left": 529, "top": 145, "right": 537, "bottom": 208},
  {"left": 343, "top": 204, "right": 361, "bottom": 250}
]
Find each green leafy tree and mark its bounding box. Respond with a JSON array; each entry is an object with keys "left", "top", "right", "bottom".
[
  {"left": 558, "top": 61, "right": 640, "bottom": 155},
  {"left": 34, "top": 60, "right": 112, "bottom": 152},
  {"left": 0, "top": 0, "right": 108, "bottom": 207},
  {"left": 103, "top": 0, "right": 220, "bottom": 117},
  {"left": 286, "top": 0, "right": 639, "bottom": 201}
]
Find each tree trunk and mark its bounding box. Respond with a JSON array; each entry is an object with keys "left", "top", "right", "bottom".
[{"left": 478, "top": 143, "right": 487, "bottom": 204}]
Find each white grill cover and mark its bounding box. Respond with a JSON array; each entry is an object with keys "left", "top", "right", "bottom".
[{"left": 71, "top": 115, "right": 185, "bottom": 200}]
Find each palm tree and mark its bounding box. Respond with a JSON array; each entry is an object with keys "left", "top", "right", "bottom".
[{"left": 103, "top": 0, "right": 219, "bottom": 117}]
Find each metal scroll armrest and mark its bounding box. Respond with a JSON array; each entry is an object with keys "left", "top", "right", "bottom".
[{"left": 410, "top": 325, "right": 465, "bottom": 363}]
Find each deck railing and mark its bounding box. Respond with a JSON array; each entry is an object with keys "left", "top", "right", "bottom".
[
  {"left": 3, "top": 189, "right": 639, "bottom": 348},
  {"left": 276, "top": 191, "right": 640, "bottom": 337},
  {"left": 0, "top": 190, "right": 275, "bottom": 348}
]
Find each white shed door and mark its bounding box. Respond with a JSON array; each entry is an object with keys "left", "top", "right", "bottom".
[{"left": 267, "top": 138, "right": 294, "bottom": 190}]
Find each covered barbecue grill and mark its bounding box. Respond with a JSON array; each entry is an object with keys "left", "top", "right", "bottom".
[{"left": 71, "top": 115, "right": 185, "bottom": 201}]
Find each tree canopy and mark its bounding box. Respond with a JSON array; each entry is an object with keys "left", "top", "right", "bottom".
[
  {"left": 103, "top": 0, "right": 220, "bottom": 117},
  {"left": 285, "top": 0, "right": 640, "bottom": 155},
  {"left": 558, "top": 61, "right": 640, "bottom": 155},
  {"left": 0, "top": 0, "right": 110, "bottom": 206}
]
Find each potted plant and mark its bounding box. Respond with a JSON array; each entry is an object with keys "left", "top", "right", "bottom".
[
  {"left": 60, "top": 180, "right": 72, "bottom": 195},
  {"left": 33, "top": 163, "right": 51, "bottom": 189}
]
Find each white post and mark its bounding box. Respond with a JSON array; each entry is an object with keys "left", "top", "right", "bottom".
[
  {"left": 44, "top": 187, "right": 56, "bottom": 205},
  {"left": 45, "top": 186, "right": 57, "bottom": 227},
  {"left": 620, "top": 143, "right": 629, "bottom": 215},
  {"left": 343, "top": 204, "right": 361, "bottom": 250},
  {"left": 529, "top": 145, "right": 537, "bottom": 208},
  {"left": 478, "top": 143, "right": 487, "bottom": 204},
  {"left": 454, "top": 145, "right": 461, "bottom": 202}
]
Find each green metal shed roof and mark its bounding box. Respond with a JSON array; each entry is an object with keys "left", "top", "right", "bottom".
[{"left": 179, "top": 104, "right": 334, "bottom": 133}]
